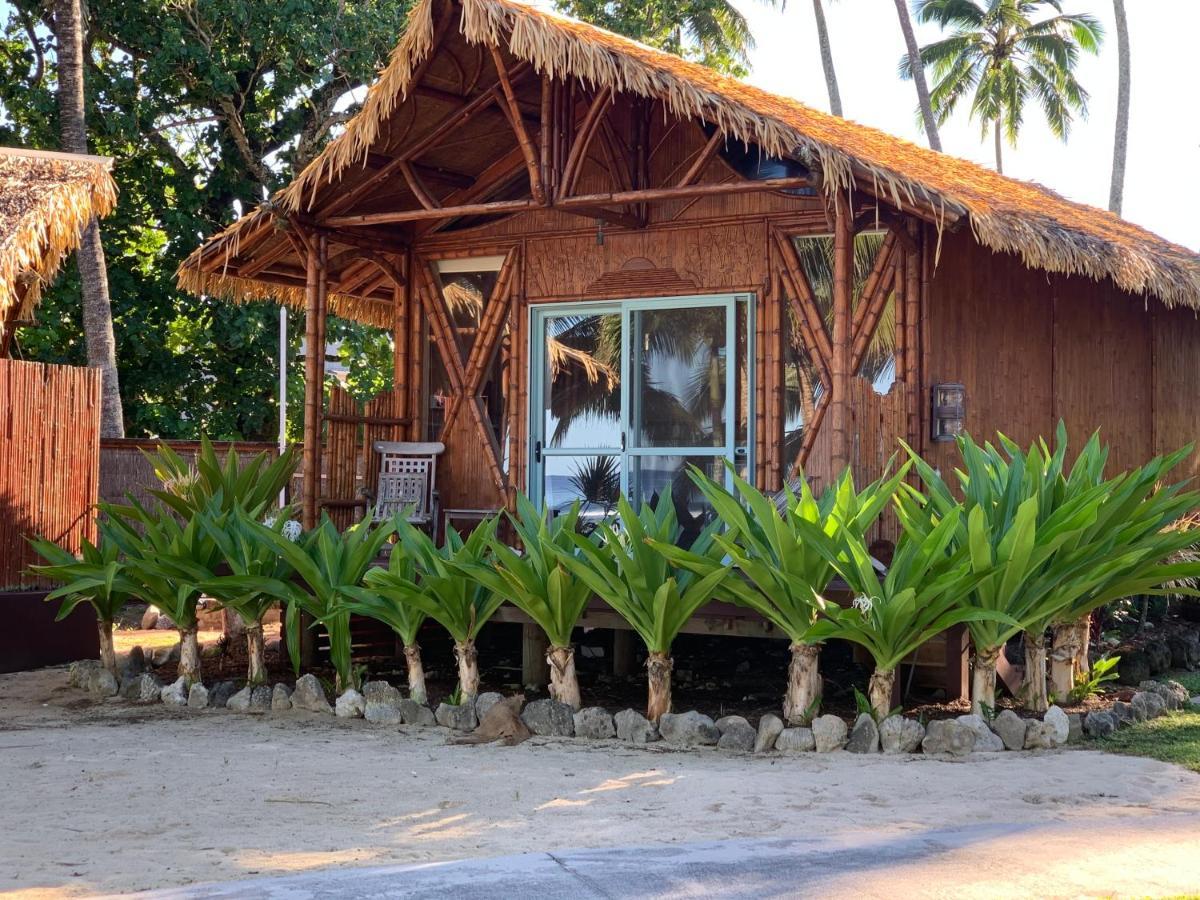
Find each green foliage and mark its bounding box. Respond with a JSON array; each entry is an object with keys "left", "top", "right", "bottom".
[
  {"left": 1068, "top": 655, "right": 1120, "bottom": 704},
  {"left": 364, "top": 517, "right": 504, "bottom": 645},
  {"left": 553, "top": 491, "right": 727, "bottom": 654},
  {"left": 342, "top": 540, "right": 428, "bottom": 647},
  {"left": 853, "top": 685, "right": 900, "bottom": 723},
  {"left": 28, "top": 533, "right": 134, "bottom": 624},
  {"left": 652, "top": 462, "right": 907, "bottom": 645},
  {"left": 1093, "top": 708, "right": 1200, "bottom": 773},
  {"left": 458, "top": 495, "right": 595, "bottom": 648},
  {"left": 144, "top": 437, "right": 298, "bottom": 519}
]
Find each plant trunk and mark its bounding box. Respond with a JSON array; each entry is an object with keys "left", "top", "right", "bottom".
[
  {"left": 893, "top": 0, "right": 941, "bottom": 151},
  {"left": 245, "top": 622, "right": 267, "bottom": 685},
  {"left": 994, "top": 118, "right": 1004, "bottom": 174},
  {"left": 547, "top": 644, "right": 581, "bottom": 710},
  {"left": 783, "top": 642, "right": 822, "bottom": 726},
  {"left": 1048, "top": 621, "right": 1082, "bottom": 703},
  {"left": 1074, "top": 615, "right": 1092, "bottom": 680},
  {"left": 403, "top": 642, "right": 428, "bottom": 705},
  {"left": 454, "top": 639, "right": 480, "bottom": 702},
  {"left": 1109, "top": 0, "right": 1130, "bottom": 214},
  {"left": 97, "top": 619, "right": 117, "bottom": 679},
  {"left": 868, "top": 668, "right": 896, "bottom": 720},
  {"left": 971, "top": 644, "right": 1000, "bottom": 716},
  {"left": 646, "top": 651, "right": 673, "bottom": 722},
  {"left": 811, "top": 0, "right": 842, "bottom": 117},
  {"left": 178, "top": 626, "right": 201, "bottom": 687},
  {"left": 1022, "top": 630, "right": 1049, "bottom": 713},
  {"left": 53, "top": 0, "right": 123, "bottom": 436}
]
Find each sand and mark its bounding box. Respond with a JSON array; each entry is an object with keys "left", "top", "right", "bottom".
[{"left": 1, "top": 666, "right": 1199, "bottom": 898}]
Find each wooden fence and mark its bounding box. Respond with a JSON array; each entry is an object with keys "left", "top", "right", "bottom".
[
  {"left": 1, "top": 359, "right": 101, "bottom": 589},
  {"left": 100, "top": 438, "right": 279, "bottom": 509}
]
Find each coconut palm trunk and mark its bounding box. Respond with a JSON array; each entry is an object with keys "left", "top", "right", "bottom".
[
  {"left": 783, "top": 642, "right": 822, "bottom": 725},
  {"left": 646, "top": 651, "right": 673, "bottom": 722},
  {"left": 893, "top": 0, "right": 941, "bottom": 151},
  {"left": 1048, "top": 621, "right": 1079, "bottom": 702},
  {"left": 1022, "top": 630, "right": 1049, "bottom": 712},
  {"left": 971, "top": 644, "right": 1000, "bottom": 716},
  {"left": 454, "top": 639, "right": 480, "bottom": 701},
  {"left": 178, "top": 626, "right": 201, "bottom": 686},
  {"left": 1109, "top": 0, "right": 1130, "bottom": 214},
  {"left": 403, "top": 643, "right": 428, "bottom": 704},
  {"left": 811, "top": 0, "right": 843, "bottom": 117},
  {"left": 245, "top": 622, "right": 267, "bottom": 685},
  {"left": 1074, "top": 615, "right": 1092, "bottom": 680},
  {"left": 994, "top": 118, "right": 1004, "bottom": 174},
  {"left": 547, "top": 645, "right": 581, "bottom": 710},
  {"left": 868, "top": 667, "right": 896, "bottom": 721},
  {"left": 53, "top": 0, "right": 123, "bottom": 437},
  {"left": 97, "top": 619, "right": 117, "bottom": 679}
]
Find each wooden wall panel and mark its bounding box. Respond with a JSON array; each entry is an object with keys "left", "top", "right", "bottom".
[
  {"left": 438, "top": 400, "right": 506, "bottom": 511},
  {"left": 1152, "top": 305, "right": 1200, "bottom": 477}
]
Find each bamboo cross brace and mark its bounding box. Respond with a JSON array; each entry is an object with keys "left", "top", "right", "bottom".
[
  {"left": 849, "top": 259, "right": 898, "bottom": 373},
  {"left": 489, "top": 45, "right": 546, "bottom": 206},
  {"left": 677, "top": 127, "right": 723, "bottom": 188},
  {"left": 463, "top": 249, "right": 519, "bottom": 396},
  {"left": 774, "top": 232, "right": 833, "bottom": 371},
  {"left": 560, "top": 87, "right": 613, "bottom": 197},
  {"left": 416, "top": 262, "right": 467, "bottom": 395},
  {"left": 540, "top": 75, "right": 553, "bottom": 199},
  {"left": 466, "top": 394, "right": 509, "bottom": 497},
  {"left": 399, "top": 160, "right": 442, "bottom": 210},
  {"left": 849, "top": 229, "right": 898, "bottom": 338},
  {"left": 797, "top": 392, "right": 831, "bottom": 470}
]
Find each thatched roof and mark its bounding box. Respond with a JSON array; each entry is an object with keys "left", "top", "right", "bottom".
[
  {"left": 0, "top": 147, "right": 117, "bottom": 343},
  {"left": 179, "top": 0, "right": 1200, "bottom": 319}
]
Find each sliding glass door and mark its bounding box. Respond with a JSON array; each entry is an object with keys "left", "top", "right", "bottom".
[{"left": 530, "top": 294, "right": 753, "bottom": 531}]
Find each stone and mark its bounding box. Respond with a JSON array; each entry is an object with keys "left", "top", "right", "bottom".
[
  {"left": 879, "top": 716, "right": 924, "bottom": 754},
  {"left": 154, "top": 613, "right": 176, "bottom": 631},
  {"left": 614, "top": 709, "right": 659, "bottom": 744},
  {"left": 186, "top": 683, "right": 209, "bottom": 709},
  {"left": 398, "top": 699, "right": 436, "bottom": 726},
  {"left": 1167, "top": 632, "right": 1200, "bottom": 670},
  {"left": 753, "top": 714, "right": 784, "bottom": 753},
  {"left": 846, "top": 714, "right": 880, "bottom": 753},
  {"left": 991, "top": 710, "right": 1028, "bottom": 751},
  {"left": 1023, "top": 721, "right": 1060, "bottom": 750},
  {"left": 1131, "top": 691, "right": 1165, "bottom": 721},
  {"left": 659, "top": 711, "right": 719, "bottom": 748},
  {"left": 573, "top": 707, "right": 615, "bottom": 740},
  {"left": 1109, "top": 700, "right": 1133, "bottom": 725},
  {"left": 1067, "top": 713, "right": 1084, "bottom": 743},
  {"left": 250, "top": 685, "right": 272, "bottom": 711},
  {"left": 774, "top": 727, "right": 816, "bottom": 753},
  {"left": 121, "top": 672, "right": 161, "bottom": 701},
  {"left": 921, "top": 720, "right": 976, "bottom": 756},
  {"left": 151, "top": 643, "right": 180, "bottom": 668},
  {"left": 474, "top": 692, "right": 505, "bottom": 721},
  {"left": 1116, "top": 651, "right": 1152, "bottom": 686},
  {"left": 715, "top": 716, "right": 756, "bottom": 752},
  {"left": 521, "top": 699, "right": 575, "bottom": 737},
  {"left": 68, "top": 658, "right": 102, "bottom": 687},
  {"left": 271, "top": 684, "right": 293, "bottom": 711},
  {"left": 141, "top": 606, "right": 160, "bottom": 630},
  {"left": 956, "top": 714, "right": 1004, "bottom": 752},
  {"left": 1084, "top": 710, "right": 1117, "bottom": 738},
  {"left": 1192, "top": 696, "right": 1200, "bottom": 709},
  {"left": 86, "top": 668, "right": 119, "bottom": 697},
  {"left": 1044, "top": 706, "right": 1071, "bottom": 745},
  {"left": 291, "top": 674, "right": 332, "bottom": 713},
  {"left": 364, "top": 702, "right": 403, "bottom": 725},
  {"left": 120, "top": 646, "right": 146, "bottom": 680},
  {"left": 1141, "top": 679, "right": 1190, "bottom": 710},
  {"left": 160, "top": 677, "right": 188, "bottom": 707},
  {"left": 812, "top": 714, "right": 848, "bottom": 752},
  {"left": 435, "top": 702, "right": 478, "bottom": 731},
  {"left": 226, "top": 686, "right": 253, "bottom": 712},
  {"left": 362, "top": 681, "right": 403, "bottom": 706},
  {"left": 335, "top": 689, "right": 365, "bottom": 718},
  {"left": 208, "top": 680, "right": 237, "bottom": 708},
  {"left": 1145, "top": 640, "right": 1173, "bottom": 674}
]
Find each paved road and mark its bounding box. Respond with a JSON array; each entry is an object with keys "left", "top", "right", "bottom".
[{"left": 121, "top": 825, "right": 1039, "bottom": 899}]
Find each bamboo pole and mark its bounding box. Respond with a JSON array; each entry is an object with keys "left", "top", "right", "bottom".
[
  {"left": 773, "top": 232, "right": 834, "bottom": 369},
  {"left": 849, "top": 230, "right": 898, "bottom": 338},
  {"left": 399, "top": 160, "right": 441, "bottom": 210},
  {"left": 490, "top": 45, "right": 546, "bottom": 206},
  {"left": 906, "top": 221, "right": 923, "bottom": 448},
  {"left": 540, "top": 74, "right": 553, "bottom": 200},
  {"left": 830, "top": 195, "right": 853, "bottom": 476},
  {"left": 560, "top": 87, "right": 612, "bottom": 197},
  {"left": 678, "top": 128, "right": 723, "bottom": 188},
  {"left": 850, "top": 260, "right": 898, "bottom": 372}
]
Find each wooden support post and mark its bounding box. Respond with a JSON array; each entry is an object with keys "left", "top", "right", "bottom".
[
  {"left": 906, "top": 221, "right": 922, "bottom": 449},
  {"left": 300, "top": 234, "right": 328, "bottom": 669},
  {"left": 612, "top": 628, "right": 636, "bottom": 677},
  {"left": 944, "top": 624, "right": 971, "bottom": 702},
  {"left": 830, "top": 196, "right": 853, "bottom": 476},
  {"left": 522, "top": 622, "right": 550, "bottom": 687}
]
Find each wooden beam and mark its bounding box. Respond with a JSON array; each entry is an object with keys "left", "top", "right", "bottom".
[
  {"left": 540, "top": 74, "right": 554, "bottom": 201},
  {"left": 560, "top": 87, "right": 612, "bottom": 197},
  {"left": 850, "top": 259, "right": 897, "bottom": 373},
  {"left": 677, "top": 128, "right": 723, "bottom": 188},
  {"left": 292, "top": 216, "right": 408, "bottom": 254},
  {"left": 327, "top": 198, "right": 537, "bottom": 227},
  {"left": 849, "top": 229, "right": 898, "bottom": 339},
  {"left": 489, "top": 45, "right": 545, "bottom": 206},
  {"left": 399, "top": 160, "right": 441, "bottom": 210},
  {"left": 561, "top": 205, "right": 642, "bottom": 229},
  {"left": 774, "top": 231, "right": 833, "bottom": 373},
  {"left": 417, "top": 144, "right": 531, "bottom": 238},
  {"left": 829, "top": 195, "right": 853, "bottom": 475},
  {"left": 556, "top": 176, "right": 813, "bottom": 210}
]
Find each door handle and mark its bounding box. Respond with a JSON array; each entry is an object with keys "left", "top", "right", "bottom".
[
  {"left": 621, "top": 431, "right": 626, "bottom": 452},
  {"left": 534, "top": 439, "right": 542, "bottom": 463}
]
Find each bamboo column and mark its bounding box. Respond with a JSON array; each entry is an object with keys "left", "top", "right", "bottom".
[
  {"left": 905, "top": 221, "right": 922, "bottom": 448},
  {"left": 829, "top": 194, "right": 853, "bottom": 476},
  {"left": 300, "top": 233, "right": 328, "bottom": 669}
]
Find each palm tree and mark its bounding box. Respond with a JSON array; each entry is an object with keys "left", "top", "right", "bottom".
[
  {"left": 894, "top": 0, "right": 943, "bottom": 150},
  {"left": 52, "top": 0, "right": 124, "bottom": 436},
  {"left": 1108, "top": 0, "right": 1130, "bottom": 214},
  {"left": 811, "top": 0, "right": 843, "bottom": 116},
  {"left": 908, "top": 0, "right": 1103, "bottom": 173}
]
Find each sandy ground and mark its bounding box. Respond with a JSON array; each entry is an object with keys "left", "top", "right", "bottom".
[{"left": 2, "top": 667, "right": 1200, "bottom": 899}]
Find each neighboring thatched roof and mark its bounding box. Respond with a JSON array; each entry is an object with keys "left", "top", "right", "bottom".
[
  {"left": 179, "top": 0, "right": 1200, "bottom": 317},
  {"left": 0, "top": 147, "right": 118, "bottom": 344}
]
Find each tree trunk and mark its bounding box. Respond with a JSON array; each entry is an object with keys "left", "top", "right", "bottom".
[
  {"left": 403, "top": 642, "right": 428, "bottom": 705},
  {"left": 811, "top": 0, "right": 843, "bottom": 117},
  {"left": 1048, "top": 621, "right": 1080, "bottom": 703},
  {"left": 868, "top": 668, "right": 896, "bottom": 720},
  {"left": 454, "top": 639, "right": 480, "bottom": 701},
  {"left": 1074, "top": 615, "right": 1092, "bottom": 680},
  {"left": 893, "top": 0, "right": 941, "bottom": 151},
  {"left": 1022, "top": 630, "right": 1049, "bottom": 713},
  {"left": 1109, "top": 0, "right": 1130, "bottom": 214},
  {"left": 245, "top": 622, "right": 267, "bottom": 685},
  {"left": 646, "top": 651, "right": 673, "bottom": 722},
  {"left": 97, "top": 619, "right": 117, "bottom": 679},
  {"left": 547, "top": 644, "right": 582, "bottom": 710},
  {"left": 53, "top": 0, "right": 123, "bottom": 437},
  {"left": 783, "top": 642, "right": 822, "bottom": 725},
  {"left": 994, "top": 118, "right": 1004, "bottom": 174},
  {"left": 971, "top": 644, "right": 1000, "bottom": 716},
  {"left": 178, "top": 626, "right": 201, "bottom": 687}
]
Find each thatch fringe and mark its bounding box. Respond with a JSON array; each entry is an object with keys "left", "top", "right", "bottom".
[
  {"left": 180, "top": 0, "right": 1200, "bottom": 315},
  {"left": 1, "top": 148, "right": 117, "bottom": 339}
]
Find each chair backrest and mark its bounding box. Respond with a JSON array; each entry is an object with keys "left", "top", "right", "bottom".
[{"left": 372, "top": 441, "right": 445, "bottom": 523}]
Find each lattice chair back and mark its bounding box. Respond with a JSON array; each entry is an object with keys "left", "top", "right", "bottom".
[{"left": 372, "top": 441, "right": 445, "bottom": 528}]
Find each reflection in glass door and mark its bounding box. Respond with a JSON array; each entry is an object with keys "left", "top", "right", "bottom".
[{"left": 530, "top": 295, "right": 753, "bottom": 534}]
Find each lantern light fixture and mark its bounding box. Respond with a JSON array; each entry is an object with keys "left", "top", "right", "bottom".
[{"left": 931, "top": 383, "right": 966, "bottom": 442}]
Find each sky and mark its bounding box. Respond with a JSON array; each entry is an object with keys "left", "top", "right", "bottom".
[{"left": 731, "top": 0, "right": 1200, "bottom": 250}]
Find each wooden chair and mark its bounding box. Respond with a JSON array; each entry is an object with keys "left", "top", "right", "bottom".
[{"left": 370, "top": 441, "right": 445, "bottom": 530}]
